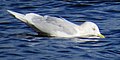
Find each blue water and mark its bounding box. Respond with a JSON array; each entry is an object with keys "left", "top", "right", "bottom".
[{"left": 0, "top": 0, "right": 120, "bottom": 60}]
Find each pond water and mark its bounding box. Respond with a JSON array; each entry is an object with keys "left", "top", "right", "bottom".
[{"left": 0, "top": 0, "right": 120, "bottom": 60}]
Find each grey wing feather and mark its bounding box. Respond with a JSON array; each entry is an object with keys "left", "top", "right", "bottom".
[{"left": 31, "top": 15, "right": 78, "bottom": 35}]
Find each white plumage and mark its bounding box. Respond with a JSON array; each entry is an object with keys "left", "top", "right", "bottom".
[{"left": 7, "top": 10, "right": 105, "bottom": 38}]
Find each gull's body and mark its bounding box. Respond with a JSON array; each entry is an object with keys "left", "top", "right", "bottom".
[{"left": 7, "top": 10, "right": 105, "bottom": 38}]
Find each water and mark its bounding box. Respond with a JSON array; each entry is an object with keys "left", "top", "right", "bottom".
[{"left": 0, "top": 0, "right": 120, "bottom": 60}]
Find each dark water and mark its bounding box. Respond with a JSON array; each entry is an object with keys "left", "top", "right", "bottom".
[{"left": 0, "top": 0, "right": 120, "bottom": 60}]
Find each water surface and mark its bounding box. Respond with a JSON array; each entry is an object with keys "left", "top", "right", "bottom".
[{"left": 0, "top": 0, "right": 120, "bottom": 60}]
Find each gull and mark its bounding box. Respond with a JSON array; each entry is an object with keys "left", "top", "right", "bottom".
[{"left": 7, "top": 10, "right": 105, "bottom": 38}]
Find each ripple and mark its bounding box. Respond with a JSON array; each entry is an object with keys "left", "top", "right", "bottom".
[{"left": 1, "top": 0, "right": 120, "bottom": 60}]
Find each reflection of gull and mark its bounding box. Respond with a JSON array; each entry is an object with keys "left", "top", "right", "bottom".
[
  {"left": 7, "top": 10, "right": 105, "bottom": 38},
  {"left": 72, "top": 38, "right": 99, "bottom": 42}
]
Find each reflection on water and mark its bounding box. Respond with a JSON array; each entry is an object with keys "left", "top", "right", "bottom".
[{"left": 0, "top": 0, "right": 120, "bottom": 60}]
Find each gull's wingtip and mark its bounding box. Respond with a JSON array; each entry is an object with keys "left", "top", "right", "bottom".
[
  {"left": 7, "top": 10, "right": 27, "bottom": 23},
  {"left": 7, "top": 10, "right": 17, "bottom": 15},
  {"left": 7, "top": 10, "right": 11, "bottom": 12}
]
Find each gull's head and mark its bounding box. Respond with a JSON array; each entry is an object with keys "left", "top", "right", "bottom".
[{"left": 79, "top": 22, "right": 105, "bottom": 38}]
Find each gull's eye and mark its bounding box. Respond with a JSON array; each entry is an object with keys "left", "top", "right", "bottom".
[{"left": 92, "top": 28, "right": 95, "bottom": 30}]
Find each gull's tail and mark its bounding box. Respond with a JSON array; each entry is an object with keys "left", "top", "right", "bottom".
[{"left": 7, "top": 10, "right": 27, "bottom": 23}]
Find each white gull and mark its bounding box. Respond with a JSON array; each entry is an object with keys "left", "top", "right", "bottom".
[{"left": 7, "top": 10, "right": 105, "bottom": 38}]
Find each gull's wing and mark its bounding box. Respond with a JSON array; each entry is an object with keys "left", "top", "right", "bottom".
[
  {"left": 25, "top": 14, "right": 79, "bottom": 36},
  {"left": 7, "top": 10, "right": 79, "bottom": 37}
]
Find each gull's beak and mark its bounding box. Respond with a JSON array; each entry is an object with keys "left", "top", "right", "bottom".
[{"left": 98, "top": 34, "right": 105, "bottom": 38}]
